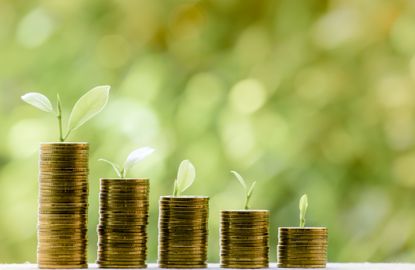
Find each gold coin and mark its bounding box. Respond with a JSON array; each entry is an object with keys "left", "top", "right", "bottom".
[
  {"left": 277, "top": 227, "right": 327, "bottom": 268},
  {"left": 158, "top": 196, "right": 209, "bottom": 268},
  {"left": 220, "top": 210, "right": 269, "bottom": 269},
  {"left": 37, "top": 143, "right": 89, "bottom": 268},
  {"left": 97, "top": 179, "right": 149, "bottom": 267}
]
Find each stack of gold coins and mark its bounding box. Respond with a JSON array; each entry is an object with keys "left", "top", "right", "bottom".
[
  {"left": 277, "top": 227, "right": 328, "bottom": 268},
  {"left": 97, "top": 179, "right": 149, "bottom": 268},
  {"left": 158, "top": 196, "right": 209, "bottom": 268},
  {"left": 220, "top": 210, "right": 269, "bottom": 268},
  {"left": 38, "top": 143, "right": 89, "bottom": 269}
]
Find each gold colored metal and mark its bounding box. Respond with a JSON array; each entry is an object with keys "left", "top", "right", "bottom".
[
  {"left": 220, "top": 210, "right": 269, "bottom": 269},
  {"left": 158, "top": 196, "right": 209, "bottom": 269},
  {"left": 97, "top": 178, "right": 150, "bottom": 269},
  {"left": 277, "top": 227, "right": 328, "bottom": 268},
  {"left": 37, "top": 143, "right": 89, "bottom": 269}
]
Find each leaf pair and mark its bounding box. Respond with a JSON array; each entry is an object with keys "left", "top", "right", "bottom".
[
  {"left": 231, "top": 170, "right": 256, "bottom": 210},
  {"left": 99, "top": 147, "right": 155, "bottom": 178},
  {"left": 173, "top": 160, "right": 196, "bottom": 196},
  {"left": 21, "top": 85, "right": 110, "bottom": 141}
]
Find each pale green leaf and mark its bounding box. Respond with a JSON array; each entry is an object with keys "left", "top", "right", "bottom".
[
  {"left": 173, "top": 180, "right": 179, "bottom": 196},
  {"left": 231, "top": 170, "right": 247, "bottom": 190},
  {"left": 123, "top": 147, "right": 155, "bottom": 177},
  {"left": 247, "top": 181, "right": 256, "bottom": 198},
  {"left": 67, "top": 85, "right": 110, "bottom": 132},
  {"left": 99, "top": 158, "right": 122, "bottom": 178},
  {"left": 21, "top": 92, "right": 53, "bottom": 112},
  {"left": 299, "top": 194, "right": 308, "bottom": 227},
  {"left": 299, "top": 194, "right": 308, "bottom": 213},
  {"left": 176, "top": 160, "right": 196, "bottom": 194}
]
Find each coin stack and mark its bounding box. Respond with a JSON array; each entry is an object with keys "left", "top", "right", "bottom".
[
  {"left": 97, "top": 179, "right": 150, "bottom": 268},
  {"left": 220, "top": 210, "right": 269, "bottom": 268},
  {"left": 277, "top": 227, "right": 328, "bottom": 268},
  {"left": 158, "top": 196, "right": 209, "bottom": 268},
  {"left": 38, "top": 143, "right": 89, "bottom": 269}
]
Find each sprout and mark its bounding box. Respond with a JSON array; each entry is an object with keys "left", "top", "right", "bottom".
[
  {"left": 99, "top": 147, "right": 155, "bottom": 178},
  {"left": 173, "top": 160, "right": 196, "bottom": 196},
  {"left": 21, "top": 85, "right": 110, "bottom": 142},
  {"left": 299, "top": 194, "right": 308, "bottom": 227},
  {"left": 231, "top": 170, "right": 256, "bottom": 210}
]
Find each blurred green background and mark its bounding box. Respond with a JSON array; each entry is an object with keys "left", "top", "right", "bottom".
[{"left": 1, "top": 0, "right": 415, "bottom": 264}]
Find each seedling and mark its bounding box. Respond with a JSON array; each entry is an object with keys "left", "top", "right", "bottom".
[
  {"left": 173, "top": 160, "right": 196, "bottom": 196},
  {"left": 21, "top": 85, "right": 110, "bottom": 142},
  {"left": 99, "top": 147, "right": 155, "bottom": 178},
  {"left": 230, "top": 170, "right": 256, "bottom": 210},
  {"left": 299, "top": 194, "right": 308, "bottom": 227}
]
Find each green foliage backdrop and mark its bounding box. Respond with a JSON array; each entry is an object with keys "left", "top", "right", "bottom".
[{"left": 1, "top": 0, "right": 415, "bottom": 263}]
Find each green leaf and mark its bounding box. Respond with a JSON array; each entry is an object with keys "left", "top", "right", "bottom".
[
  {"left": 173, "top": 180, "right": 179, "bottom": 196},
  {"left": 247, "top": 181, "right": 256, "bottom": 198},
  {"left": 123, "top": 147, "right": 155, "bottom": 177},
  {"left": 245, "top": 181, "right": 256, "bottom": 210},
  {"left": 299, "top": 194, "right": 308, "bottom": 227},
  {"left": 21, "top": 92, "right": 53, "bottom": 112},
  {"left": 231, "top": 170, "right": 247, "bottom": 190},
  {"left": 175, "top": 160, "right": 196, "bottom": 195},
  {"left": 99, "top": 158, "right": 122, "bottom": 178},
  {"left": 67, "top": 85, "right": 110, "bottom": 132},
  {"left": 56, "top": 94, "right": 64, "bottom": 142}
]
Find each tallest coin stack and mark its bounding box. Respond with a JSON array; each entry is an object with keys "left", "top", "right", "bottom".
[{"left": 38, "top": 143, "right": 89, "bottom": 269}]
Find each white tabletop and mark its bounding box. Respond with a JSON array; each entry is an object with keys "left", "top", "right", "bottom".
[{"left": 1, "top": 263, "right": 415, "bottom": 270}]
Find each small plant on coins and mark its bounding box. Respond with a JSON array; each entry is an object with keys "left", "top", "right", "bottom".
[
  {"left": 21, "top": 85, "right": 110, "bottom": 142},
  {"left": 230, "top": 170, "right": 256, "bottom": 210},
  {"left": 173, "top": 160, "right": 196, "bottom": 196},
  {"left": 99, "top": 147, "right": 155, "bottom": 178},
  {"left": 299, "top": 194, "right": 308, "bottom": 227}
]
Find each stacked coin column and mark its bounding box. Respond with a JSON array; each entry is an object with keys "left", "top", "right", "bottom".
[
  {"left": 38, "top": 143, "right": 89, "bottom": 269},
  {"left": 158, "top": 196, "right": 209, "bottom": 268},
  {"left": 277, "top": 227, "right": 328, "bottom": 268},
  {"left": 97, "top": 179, "right": 149, "bottom": 268},
  {"left": 220, "top": 210, "right": 269, "bottom": 268}
]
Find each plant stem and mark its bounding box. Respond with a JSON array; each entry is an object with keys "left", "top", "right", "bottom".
[
  {"left": 244, "top": 194, "right": 249, "bottom": 210},
  {"left": 299, "top": 194, "right": 308, "bottom": 227},
  {"left": 173, "top": 180, "right": 179, "bottom": 196},
  {"left": 244, "top": 181, "right": 256, "bottom": 210},
  {"left": 56, "top": 94, "right": 64, "bottom": 142},
  {"left": 63, "top": 130, "right": 71, "bottom": 141},
  {"left": 300, "top": 217, "right": 305, "bottom": 227}
]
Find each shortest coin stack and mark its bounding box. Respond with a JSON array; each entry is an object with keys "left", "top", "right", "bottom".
[
  {"left": 158, "top": 196, "right": 209, "bottom": 269},
  {"left": 220, "top": 210, "right": 269, "bottom": 269},
  {"left": 277, "top": 227, "right": 328, "bottom": 268},
  {"left": 97, "top": 179, "right": 149, "bottom": 268}
]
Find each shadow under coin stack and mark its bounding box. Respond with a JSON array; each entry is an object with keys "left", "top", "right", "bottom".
[
  {"left": 38, "top": 143, "right": 89, "bottom": 269},
  {"left": 277, "top": 227, "right": 328, "bottom": 268},
  {"left": 158, "top": 196, "right": 209, "bottom": 268},
  {"left": 97, "top": 179, "right": 150, "bottom": 268},
  {"left": 220, "top": 210, "right": 269, "bottom": 268}
]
